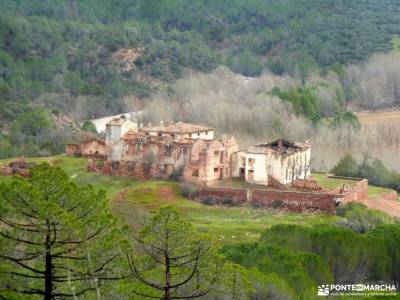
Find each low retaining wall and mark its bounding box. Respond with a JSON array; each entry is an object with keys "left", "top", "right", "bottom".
[
  {"left": 196, "top": 186, "right": 339, "bottom": 214},
  {"left": 252, "top": 189, "right": 337, "bottom": 213},
  {"left": 0, "top": 159, "right": 33, "bottom": 177},
  {"left": 333, "top": 179, "right": 368, "bottom": 203},
  {"left": 197, "top": 187, "right": 248, "bottom": 206},
  {"left": 0, "top": 166, "right": 13, "bottom": 176}
]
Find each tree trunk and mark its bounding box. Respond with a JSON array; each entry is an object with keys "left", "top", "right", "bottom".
[
  {"left": 44, "top": 220, "right": 53, "bottom": 300},
  {"left": 163, "top": 252, "right": 171, "bottom": 300}
]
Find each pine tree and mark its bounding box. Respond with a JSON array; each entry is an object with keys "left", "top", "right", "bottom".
[
  {"left": 125, "top": 206, "right": 252, "bottom": 299},
  {"left": 0, "top": 163, "right": 127, "bottom": 299}
]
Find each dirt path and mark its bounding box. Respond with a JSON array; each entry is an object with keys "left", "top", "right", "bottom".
[
  {"left": 343, "top": 196, "right": 400, "bottom": 217},
  {"left": 361, "top": 198, "right": 400, "bottom": 217}
]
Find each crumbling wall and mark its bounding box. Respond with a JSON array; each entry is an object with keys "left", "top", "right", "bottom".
[
  {"left": 292, "top": 179, "right": 324, "bottom": 191},
  {"left": 252, "top": 189, "right": 337, "bottom": 213},
  {"left": 0, "top": 158, "right": 34, "bottom": 177},
  {"left": 195, "top": 186, "right": 339, "bottom": 214},
  {"left": 184, "top": 137, "right": 238, "bottom": 186},
  {"left": 0, "top": 166, "right": 13, "bottom": 176},
  {"left": 66, "top": 144, "right": 82, "bottom": 156},
  {"left": 333, "top": 178, "right": 368, "bottom": 202},
  {"left": 197, "top": 187, "right": 248, "bottom": 205},
  {"left": 81, "top": 139, "right": 110, "bottom": 159}
]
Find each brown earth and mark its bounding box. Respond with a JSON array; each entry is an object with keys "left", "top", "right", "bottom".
[{"left": 358, "top": 198, "right": 400, "bottom": 217}]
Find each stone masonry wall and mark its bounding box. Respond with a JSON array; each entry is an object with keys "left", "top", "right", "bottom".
[
  {"left": 197, "top": 187, "right": 248, "bottom": 205},
  {"left": 332, "top": 178, "right": 368, "bottom": 202},
  {"left": 196, "top": 186, "right": 338, "bottom": 214},
  {"left": 252, "top": 189, "right": 337, "bottom": 213}
]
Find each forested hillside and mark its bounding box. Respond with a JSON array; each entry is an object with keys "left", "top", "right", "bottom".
[{"left": 2, "top": 0, "right": 400, "bottom": 159}]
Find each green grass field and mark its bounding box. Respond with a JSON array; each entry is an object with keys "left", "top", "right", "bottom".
[
  {"left": 0, "top": 156, "right": 395, "bottom": 243},
  {"left": 111, "top": 180, "right": 338, "bottom": 243},
  {"left": 312, "top": 172, "right": 392, "bottom": 199},
  {"left": 0, "top": 156, "right": 137, "bottom": 199}
]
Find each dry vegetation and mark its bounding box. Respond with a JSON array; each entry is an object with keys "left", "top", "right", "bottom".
[{"left": 142, "top": 65, "right": 400, "bottom": 171}]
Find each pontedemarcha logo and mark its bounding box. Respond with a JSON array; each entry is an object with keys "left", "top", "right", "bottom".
[{"left": 318, "top": 285, "right": 330, "bottom": 296}]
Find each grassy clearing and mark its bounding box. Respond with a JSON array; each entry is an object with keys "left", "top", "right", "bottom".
[
  {"left": 367, "top": 185, "right": 395, "bottom": 199},
  {"left": 0, "top": 157, "right": 351, "bottom": 244},
  {"left": 0, "top": 155, "right": 138, "bottom": 200},
  {"left": 117, "top": 181, "right": 338, "bottom": 244},
  {"left": 312, "top": 172, "right": 394, "bottom": 199},
  {"left": 311, "top": 172, "right": 357, "bottom": 190}
]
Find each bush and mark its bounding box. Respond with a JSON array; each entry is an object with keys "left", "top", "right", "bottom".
[
  {"left": 333, "top": 154, "right": 400, "bottom": 191},
  {"left": 271, "top": 200, "right": 284, "bottom": 209},
  {"left": 222, "top": 196, "right": 234, "bottom": 206},
  {"left": 336, "top": 202, "right": 393, "bottom": 233},
  {"left": 331, "top": 154, "right": 358, "bottom": 177},
  {"left": 251, "top": 202, "right": 263, "bottom": 209},
  {"left": 169, "top": 166, "right": 183, "bottom": 181},
  {"left": 81, "top": 120, "right": 97, "bottom": 134},
  {"left": 180, "top": 183, "right": 198, "bottom": 199},
  {"left": 201, "top": 196, "right": 214, "bottom": 206}
]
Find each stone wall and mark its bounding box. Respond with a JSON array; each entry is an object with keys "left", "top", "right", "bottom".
[
  {"left": 66, "top": 144, "right": 82, "bottom": 156},
  {"left": 0, "top": 159, "right": 34, "bottom": 177},
  {"left": 333, "top": 178, "right": 368, "bottom": 203},
  {"left": 292, "top": 179, "right": 324, "bottom": 191},
  {"left": 195, "top": 186, "right": 338, "bottom": 214},
  {"left": 197, "top": 187, "right": 248, "bottom": 205},
  {"left": 0, "top": 166, "right": 13, "bottom": 176},
  {"left": 252, "top": 189, "right": 337, "bottom": 213}
]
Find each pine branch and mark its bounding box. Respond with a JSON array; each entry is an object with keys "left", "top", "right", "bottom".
[
  {"left": 127, "top": 254, "right": 164, "bottom": 291},
  {"left": 0, "top": 232, "right": 43, "bottom": 245},
  {"left": 0, "top": 254, "right": 45, "bottom": 274}
]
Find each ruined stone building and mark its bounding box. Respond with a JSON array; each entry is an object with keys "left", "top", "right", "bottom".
[
  {"left": 115, "top": 129, "right": 194, "bottom": 178},
  {"left": 231, "top": 139, "right": 311, "bottom": 186},
  {"left": 66, "top": 138, "right": 110, "bottom": 159},
  {"left": 114, "top": 122, "right": 234, "bottom": 181},
  {"left": 67, "top": 118, "right": 310, "bottom": 187},
  {"left": 183, "top": 137, "right": 238, "bottom": 185},
  {"left": 69, "top": 118, "right": 236, "bottom": 183},
  {"left": 106, "top": 116, "right": 137, "bottom": 161},
  {"left": 140, "top": 121, "right": 214, "bottom": 140}
]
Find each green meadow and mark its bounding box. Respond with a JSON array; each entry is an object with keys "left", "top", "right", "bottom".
[{"left": 0, "top": 156, "right": 394, "bottom": 244}]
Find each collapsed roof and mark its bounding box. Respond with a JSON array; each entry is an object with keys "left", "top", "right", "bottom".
[
  {"left": 140, "top": 121, "right": 214, "bottom": 134},
  {"left": 247, "top": 139, "right": 310, "bottom": 155}
]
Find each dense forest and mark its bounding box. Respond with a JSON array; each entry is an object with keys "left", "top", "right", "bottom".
[{"left": 2, "top": 0, "right": 400, "bottom": 159}]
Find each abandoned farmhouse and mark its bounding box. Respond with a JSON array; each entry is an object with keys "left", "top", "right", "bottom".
[
  {"left": 0, "top": 116, "right": 396, "bottom": 215},
  {"left": 66, "top": 117, "right": 311, "bottom": 187}
]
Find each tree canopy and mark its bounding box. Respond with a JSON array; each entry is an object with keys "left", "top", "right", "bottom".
[{"left": 0, "top": 163, "right": 128, "bottom": 299}]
